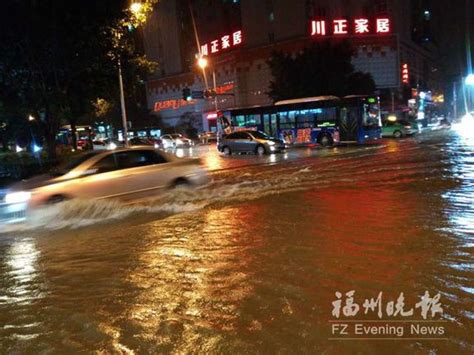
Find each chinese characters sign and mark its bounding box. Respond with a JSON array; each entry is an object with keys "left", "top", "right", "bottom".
[
  {"left": 402, "top": 63, "right": 409, "bottom": 84},
  {"left": 311, "top": 18, "right": 391, "bottom": 37},
  {"left": 154, "top": 83, "right": 235, "bottom": 112},
  {"left": 201, "top": 30, "right": 243, "bottom": 56}
]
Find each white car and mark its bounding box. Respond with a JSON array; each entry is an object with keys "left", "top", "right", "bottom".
[
  {"left": 0, "top": 146, "right": 209, "bottom": 223},
  {"left": 160, "top": 134, "right": 194, "bottom": 149}
]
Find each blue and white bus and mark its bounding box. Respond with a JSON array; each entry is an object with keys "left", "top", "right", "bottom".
[{"left": 219, "top": 95, "right": 382, "bottom": 146}]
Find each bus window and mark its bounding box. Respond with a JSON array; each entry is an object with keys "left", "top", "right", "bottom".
[
  {"left": 235, "top": 115, "right": 245, "bottom": 127},
  {"left": 315, "top": 107, "right": 337, "bottom": 126},
  {"left": 278, "top": 111, "right": 295, "bottom": 129},
  {"left": 263, "top": 114, "right": 271, "bottom": 135},
  {"left": 296, "top": 112, "right": 314, "bottom": 128},
  {"left": 246, "top": 114, "right": 261, "bottom": 126}
]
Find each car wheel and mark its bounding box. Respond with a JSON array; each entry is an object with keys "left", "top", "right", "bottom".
[
  {"left": 256, "top": 145, "right": 266, "bottom": 156},
  {"left": 222, "top": 146, "right": 232, "bottom": 156},
  {"left": 172, "top": 177, "right": 190, "bottom": 189},
  {"left": 47, "top": 195, "right": 67, "bottom": 205},
  {"left": 318, "top": 134, "right": 334, "bottom": 147},
  {"left": 393, "top": 130, "right": 403, "bottom": 138}
]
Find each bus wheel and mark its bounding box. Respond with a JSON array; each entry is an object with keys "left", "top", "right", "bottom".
[
  {"left": 393, "top": 130, "right": 403, "bottom": 139},
  {"left": 223, "top": 146, "right": 232, "bottom": 156},
  {"left": 318, "top": 134, "right": 333, "bottom": 147},
  {"left": 256, "top": 145, "right": 266, "bottom": 156}
]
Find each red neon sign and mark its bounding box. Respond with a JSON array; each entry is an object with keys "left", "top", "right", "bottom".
[
  {"left": 310, "top": 17, "right": 391, "bottom": 37},
  {"left": 376, "top": 18, "right": 390, "bottom": 33},
  {"left": 201, "top": 30, "right": 243, "bottom": 57},
  {"left": 354, "top": 18, "right": 370, "bottom": 34},
  {"left": 333, "top": 19, "right": 348, "bottom": 35},
  {"left": 402, "top": 63, "right": 409, "bottom": 84},
  {"left": 311, "top": 20, "right": 326, "bottom": 36}
]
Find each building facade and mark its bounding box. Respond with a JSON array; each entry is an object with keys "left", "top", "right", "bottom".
[{"left": 143, "top": 0, "right": 440, "bottom": 131}]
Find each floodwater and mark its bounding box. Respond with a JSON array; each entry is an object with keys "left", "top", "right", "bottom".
[{"left": 0, "top": 127, "right": 473, "bottom": 353}]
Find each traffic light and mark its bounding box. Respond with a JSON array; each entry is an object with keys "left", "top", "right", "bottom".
[{"left": 182, "top": 87, "right": 192, "bottom": 101}]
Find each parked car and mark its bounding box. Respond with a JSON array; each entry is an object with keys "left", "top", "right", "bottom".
[
  {"left": 160, "top": 134, "right": 194, "bottom": 149},
  {"left": 218, "top": 130, "right": 286, "bottom": 155},
  {"left": 382, "top": 120, "right": 419, "bottom": 138},
  {"left": 0, "top": 146, "right": 209, "bottom": 223},
  {"left": 198, "top": 131, "right": 218, "bottom": 144},
  {"left": 129, "top": 137, "right": 154, "bottom": 146}
]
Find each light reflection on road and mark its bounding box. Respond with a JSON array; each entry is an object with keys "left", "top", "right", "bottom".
[{"left": 0, "top": 130, "right": 473, "bottom": 352}]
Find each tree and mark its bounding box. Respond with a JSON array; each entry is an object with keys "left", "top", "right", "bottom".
[
  {"left": 267, "top": 40, "right": 376, "bottom": 102},
  {"left": 175, "top": 112, "right": 202, "bottom": 139},
  {"left": 0, "top": 0, "right": 157, "bottom": 158}
]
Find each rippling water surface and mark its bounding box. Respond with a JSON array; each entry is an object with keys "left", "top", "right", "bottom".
[{"left": 0, "top": 128, "right": 473, "bottom": 353}]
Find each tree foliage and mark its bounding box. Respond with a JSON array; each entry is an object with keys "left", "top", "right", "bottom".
[
  {"left": 0, "top": 0, "right": 157, "bottom": 156},
  {"left": 267, "top": 41, "right": 376, "bottom": 102}
]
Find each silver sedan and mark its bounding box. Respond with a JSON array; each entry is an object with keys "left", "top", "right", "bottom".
[{"left": 0, "top": 146, "right": 209, "bottom": 223}]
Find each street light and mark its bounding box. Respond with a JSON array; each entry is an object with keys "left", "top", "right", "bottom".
[
  {"left": 28, "top": 115, "right": 35, "bottom": 122},
  {"left": 466, "top": 74, "right": 474, "bottom": 86},
  {"left": 130, "top": 2, "right": 143, "bottom": 15},
  {"left": 196, "top": 56, "right": 218, "bottom": 111},
  {"left": 197, "top": 57, "right": 208, "bottom": 69},
  {"left": 118, "top": 1, "right": 148, "bottom": 146}
]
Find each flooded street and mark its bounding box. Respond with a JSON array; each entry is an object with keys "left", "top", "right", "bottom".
[{"left": 0, "top": 127, "right": 473, "bottom": 353}]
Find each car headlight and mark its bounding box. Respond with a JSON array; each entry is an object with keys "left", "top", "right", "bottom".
[
  {"left": 5, "top": 191, "right": 32, "bottom": 204},
  {"left": 108, "top": 142, "right": 117, "bottom": 150},
  {"left": 267, "top": 141, "right": 276, "bottom": 146},
  {"left": 176, "top": 139, "right": 183, "bottom": 144}
]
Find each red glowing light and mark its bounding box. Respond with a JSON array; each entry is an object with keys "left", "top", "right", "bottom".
[
  {"left": 311, "top": 20, "right": 327, "bottom": 36},
  {"left": 354, "top": 18, "right": 370, "bottom": 34},
  {"left": 201, "top": 30, "right": 242, "bottom": 57},
  {"left": 211, "top": 40, "right": 219, "bottom": 53},
  {"left": 402, "top": 63, "right": 409, "bottom": 84},
  {"left": 233, "top": 30, "right": 242, "bottom": 45},
  {"left": 376, "top": 18, "right": 390, "bottom": 33},
  {"left": 310, "top": 17, "right": 391, "bottom": 37},
  {"left": 333, "top": 19, "right": 348, "bottom": 35}
]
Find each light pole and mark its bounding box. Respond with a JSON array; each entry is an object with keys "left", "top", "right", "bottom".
[
  {"left": 197, "top": 56, "right": 218, "bottom": 111},
  {"left": 118, "top": 1, "right": 146, "bottom": 146},
  {"left": 118, "top": 58, "right": 129, "bottom": 146}
]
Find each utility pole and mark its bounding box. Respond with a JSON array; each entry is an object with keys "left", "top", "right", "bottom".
[
  {"left": 189, "top": 0, "right": 209, "bottom": 89},
  {"left": 118, "top": 59, "right": 128, "bottom": 146}
]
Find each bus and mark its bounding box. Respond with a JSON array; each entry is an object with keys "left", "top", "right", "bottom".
[{"left": 218, "top": 95, "right": 382, "bottom": 146}]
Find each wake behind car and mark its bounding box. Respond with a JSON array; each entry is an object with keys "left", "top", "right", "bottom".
[
  {"left": 218, "top": 130, "right": 286, "bottom": 155},
  {"left": 0, "top": 146, "right": 209, "bottom": 224}
]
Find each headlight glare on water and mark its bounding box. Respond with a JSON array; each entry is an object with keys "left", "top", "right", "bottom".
[{"left": 5, "top": 191, "right": 32, "bottom": 204}]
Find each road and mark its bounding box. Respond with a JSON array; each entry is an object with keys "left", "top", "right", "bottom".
[{"left": 0, "top": 127, "right": 473, "bottom": 353}]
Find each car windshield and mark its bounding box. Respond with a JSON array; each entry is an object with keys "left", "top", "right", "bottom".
[
  {"left": 250, "top": 131, "right": 271, "bottom": 140},
  {"left": 51, "top": 152, "right": 99, "bottom": 176}
]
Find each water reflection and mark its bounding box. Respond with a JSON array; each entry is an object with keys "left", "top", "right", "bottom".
[
  {"left": 116, "top": 206, "right": 259, "bottom": 352},
  {"left": 2, "top": 238, "right": 42, "bottom": 305}
]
